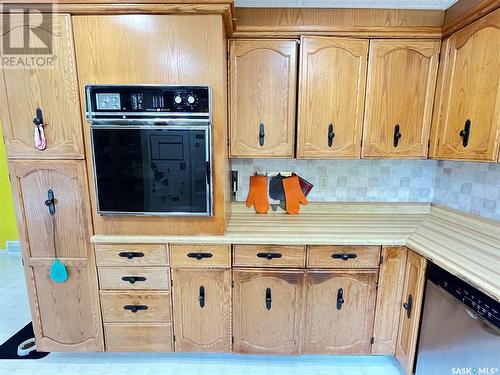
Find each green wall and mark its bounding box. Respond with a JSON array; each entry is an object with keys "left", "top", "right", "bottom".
[{"left": 0, "top": 124, "right": 19, "bottom": 250}]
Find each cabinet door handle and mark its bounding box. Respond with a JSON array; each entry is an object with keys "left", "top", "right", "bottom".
[
  {"left": 44, "top": 189, "right": 56, "bottom": 215},
  {"left": 393, "top": 124, "right": 402, "bottom": 147},
  {"left": 337, "top": 288, "right": 344, "bottom": 310},
  {"left": 331, "top": 253, "right": 357, "bottom": 261},
  {"left": 259, "top": 123, "right": 265, "bottom": 146},
  {"left": 121, "top": 276, "right": 146, "bottom": 284},
  {"left": 123, "top": 305, "right": 148, "bottom": 313},
  {"left": 187, "top": 252, "right": 213, "bottom": 260},
  {"left": 119, "top": 251, "right": 144, "bottom": 259},
  {"left": 403, "top": 294, "right": 413, "bottom": 319},
  {"left": 265, "top": 287, "right": 272, "bottom": 310},
  {"left": 328, "top": 123, "right": 335, "bottom": 147},
  {"left": 199, "top": 285, "right": 205, "bottom": 308},
  {"left": 459, "top": 119, "right": 471, "bottom": 147},
  {"left": 257, "top": 252, "right": 283, "bottom": 260}
]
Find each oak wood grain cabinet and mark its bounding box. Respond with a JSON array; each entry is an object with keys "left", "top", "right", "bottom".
[
  {"left": 297, "top": 37, "right": 368, "bottom": 159},
  {"left": 172, "top": 268, "right": 231, "bottom": 352},
  {"left": 229, "top": 39, "right": 297, "bottom": 158},
  {"left": 0, "top": 14, "right": 84, "bottom": 159},
  {"left": 233, "top": 269, "right": 304, "bottom": 354},
  {"left": 430, "top": 8, "right": 500, "bottom": 162},
  {"left": 8, "top": 160, "right": 102, "bottom": 351},
  {"left": 362, "top": 39, "right": 440, "bottom": 158},
  {"left": 396, "top": 250, "right": 427, "bottom": 374},
  {"left": 303, "top": 270, "right": 378, "bottom": 354}
]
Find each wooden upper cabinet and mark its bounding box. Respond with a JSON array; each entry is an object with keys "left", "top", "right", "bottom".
[
  {"left": 396, "top": 250, "right": 427, "bottom": 374},
  {"left": 0, "top": 14, "right": 84, "bottom": 159},
  {"left": 297, "top": 37, "right": 368, "bottom": 158},
  {"left": 430, "top": 9, "right": 500, "bottom": 162},
  {"left": 229, "top": 39, "right": 297, "bottom": 158},
  {"left": 9, "top": 160, "right": 92, "bottom": 259},
  {"left": 172, "top": 268, "right": 231, "bottom": 352},
  {"left": 362, "top": 40, "right": 440, "bottom": 158},
  {"left": 233, "top": 269, "right": 303, "bottom": 354},
  {"left": 303, "top": 270, "right": 378, "bottom": 354}
]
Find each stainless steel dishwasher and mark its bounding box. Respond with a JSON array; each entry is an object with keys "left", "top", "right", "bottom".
[{"left": 416, "top": 263, "right": 500, "bottom": 375}]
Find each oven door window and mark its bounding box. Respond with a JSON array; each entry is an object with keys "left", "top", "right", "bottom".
[{"left": 92, "top": 128, "right": 210, "bottom": 215}]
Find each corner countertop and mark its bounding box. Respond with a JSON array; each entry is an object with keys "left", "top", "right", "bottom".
[{"left": 91, "top": 202, "right": 500, "bottom": 301}]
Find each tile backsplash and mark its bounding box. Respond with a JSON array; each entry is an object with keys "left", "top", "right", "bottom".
[
  {"left": 433, "top": 161, "right": 500, "bottom": 221},
  {"left": 231, "top": 158, "right": 500, "bottom": 221}
]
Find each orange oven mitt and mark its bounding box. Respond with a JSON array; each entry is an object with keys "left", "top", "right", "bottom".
[
  {"left": 282, "top": 175, "right": 308, "bottom": 215},
  {"left": 246, "top": 175, "right": 269, "bottom": 214}
]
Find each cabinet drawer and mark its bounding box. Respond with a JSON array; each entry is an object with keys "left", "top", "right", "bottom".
[
  {"left": 170, "top": 244, "right": 230, "bottom": 267},
  {"left": 95, "top": 244, "right": 168, "bottom": 266},
  {"left": 307, "top": 246, "right": 381, "bottom": 269},
  {"left": 104, "top": 323, "right": 173, "bottom": 352},
  {"left": 233, "top": 245, "right": 306, "bottom": 268},
  {"left": 100, "top": 291, "right": 172, "bottom": 323},
  {"left": 98, "top": 267, "right": 170, "bottom": 290}
]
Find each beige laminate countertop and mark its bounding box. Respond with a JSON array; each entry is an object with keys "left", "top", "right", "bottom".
[{"left": 92, "top": 202, "right": 500, "bottom": 301}]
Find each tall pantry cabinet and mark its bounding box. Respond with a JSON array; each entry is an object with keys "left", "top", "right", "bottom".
[{"left": 0, "top": 14, "right": 103, "bottom": 351}]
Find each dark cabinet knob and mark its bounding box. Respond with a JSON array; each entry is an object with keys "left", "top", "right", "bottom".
[
  {"left": 119, "top": 252, "right": 144, "bottom": 259},
  {"left": 123, "top": 305, "right": 148, "bottom": 313},
  {"left": 393, "top": 124, "right": 402, "bottom": 147},
  {"left": 33, "top": 107, "right": 44, "bottom": 127},
  {"left": 459, "top": 119, "right": 471, "bottom": 147},
  {"left": 121, "top": 276, "right": 146, "bottom": 284},
  {"left": 187, "top": 252, "right": 213, "bottom": 260},
  {"left": 44, "top": 189, "right": 55, "bottom": 215},
  {"left": 199, "top": 285, "right": 205, "bottom": 308},
  {"left": 337, "top": 288, "right": 345, "bottom": 310},
  {"left": 259, "top": 123, "right": 265, "bottom": 146},
  {"left": 331, "top": 253, "right": 357, "bottom": 261},
  {"left": 257, "top": 252, "right": 282, "bottom": 260},
  {"left": 265, "top": 287, "right": 272, "bottom": 310},
  {"left": 328, "top": 123, "right": 335, "bottom": 147},
  {"left": 403, "top": 294, "right": 413, "bottom": 319}
]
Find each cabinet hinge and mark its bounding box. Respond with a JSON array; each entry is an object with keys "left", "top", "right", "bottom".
[
  {"left": 370, "top": 337, "right": 375, "bottom": 345},
  {"left": 171, "top": 279, "right": 173, "bottom": 287},
  {"left": 232, "top": 336, "right": 234, "bottom": 344},
  {"left": 231, "top": 280, "right": 234, "bottom": 288},
  {"left": 21, "top": 258, "right": 24, "bottom": 266},
  {"left": 379, "top": 255, "right": 384, "bottom": 265},
  {"left": 173, "top": 335, "right": 176, "bottom": 342}
]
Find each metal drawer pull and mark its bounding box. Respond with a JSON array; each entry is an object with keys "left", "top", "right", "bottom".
[
  {"left": 257, "top": 252, "right": 283, "bottom": 260},
  {"left": 123, "top": 305, "right": 148, "bottom": 313},
  {"left": 459, "top": 119, "right": 471, "bottom": 147},
  {"left": 119, "top": 251, "right": 144, "bottom": 259},
  {"left": 337, "top": 288, "right": 344, "bottom": 310},
  {"left": 331, "top": 253, "right": 357, "bottom": 261},
  {"left": 187, "top": 252, "right": 213, "bottom": 260},
  {"left": 121, "top": 276, "right": 146, "bottom": 284},
  {"left": 199, "top": 285, "right": 205, "bottom": 308},
  {"left": 328, "top": 123, "right": 335, "bottom": 147},
  {"left": 265, "top": 287, "right": 272, "bottom": 310},
  {"left": 393, "top": 124, "right": 402, "bottom": 147},
  {"left": 403, "top": 294, "right": 413, "bottom": 319}
]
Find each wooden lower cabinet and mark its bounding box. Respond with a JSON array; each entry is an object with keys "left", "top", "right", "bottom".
[
  {"left": 29, "top": 261, "right": 102, "bottom": 352},
  {"left": 303, "top": 270, "right": 378, "bottom": 354},
  {"left": 396, "top": 250, "right": 427, "bottom": 374},
  {"left": 172, "top": 268, "right": 231, "bottom": 352},
  {"left": 233, "top": 269, "right": 304, "bottom": 354}
]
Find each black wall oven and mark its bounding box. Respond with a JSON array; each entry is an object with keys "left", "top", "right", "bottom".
[{"left": 86, "top": 85, "right": 213, "bottom": 216}]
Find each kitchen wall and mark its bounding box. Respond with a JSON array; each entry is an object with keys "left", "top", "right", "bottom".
[{"left": 231, "top": 159, "right": 500, "bottom": 221}]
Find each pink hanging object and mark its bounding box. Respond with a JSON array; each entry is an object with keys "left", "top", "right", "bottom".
[{"left": 33, "top": 108, "right": 46, "bottom": 151}]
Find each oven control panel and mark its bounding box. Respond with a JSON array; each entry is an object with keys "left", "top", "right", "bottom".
[{"left": 87, "top": 85, "right": 210, "bottom": 114}]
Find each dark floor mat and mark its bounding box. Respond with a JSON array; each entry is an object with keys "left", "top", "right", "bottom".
[{"left": 0, "top": 322, "right": 50, "bottom": 359}]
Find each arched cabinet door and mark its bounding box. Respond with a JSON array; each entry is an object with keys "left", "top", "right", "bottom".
[
  {"left": 0, "top": 14, "right": 84, "bottom": 159},
  {"left": 303, "top": 270, "right": 378, "bottom": 354},
  {"left": 362, "top": 40, "right": 440, "bottom": 158},
  {"left": 430, "top": 8, "right": 500, "bottom": 162},
  {"left": 229, "top": 39, "right": 297, "bottom": 157},
  {"left": 9, "top": 160, "right": 102, "bottom": 351},
  {"left": 298, "top": 37, "right": 368, "bottom": 159}
]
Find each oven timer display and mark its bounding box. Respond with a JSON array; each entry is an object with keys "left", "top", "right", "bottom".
[{"left": 96, "top": 93, "right": 121, "bottom": 110}]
